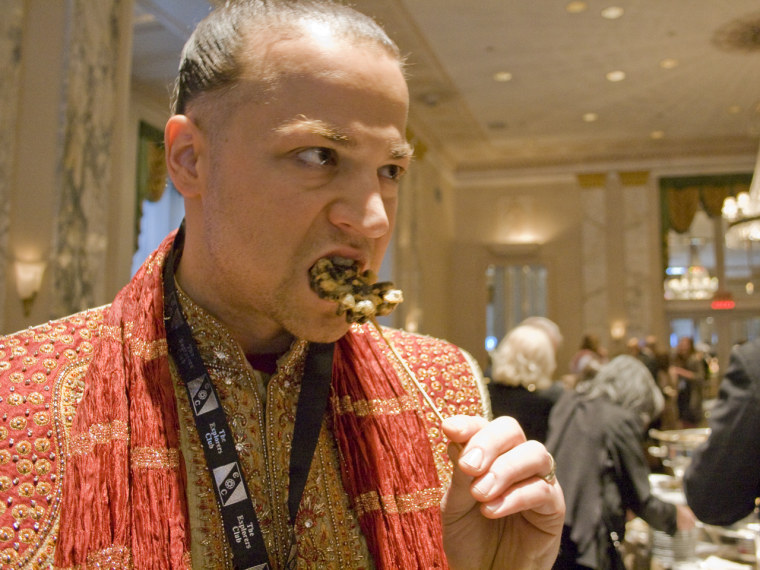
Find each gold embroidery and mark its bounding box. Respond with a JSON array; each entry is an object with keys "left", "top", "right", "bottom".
[
  {"left": 32, "top": 411, "right": 50, "bottom": 426},
  {"left": 69, "top": 420, "right": 129, "bottom": 456},
  {"left": 99, "top": 325, "right": 168, "bottom": 361},
  {"left": 129, "top": 337, "right": 168, "bottom": 360},
  {"left": 7, "top": 393, "right": 23, "bottom": 406},
  {"left": 84, "top": 544, "right": 133, "bottom": 568},
  {"left": 353, "top": 487, "right": 445, "bottom": 517},
  {"left": 331, "top": 393, "right": 420, "bottom": 417},
  {"left": 0, "top": 307, "right": 104, "bottom": 569},
  {"left": 174, "top": 288, "right": 372, "bottom": 569},
  {"left": 10, "top": 416, "right": 27, "bottom": 430},
  {"left": 131, "top": 447, "right": 180, "bottom": 470},
  {"left": 11, "top": 459, "right": 33, "bottom": 478}
]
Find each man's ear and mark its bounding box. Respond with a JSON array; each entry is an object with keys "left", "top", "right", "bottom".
[{"left": 165, "top": 115, "right": 206, "bottom": 197}]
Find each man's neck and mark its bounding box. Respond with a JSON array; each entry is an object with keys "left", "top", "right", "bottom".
[{"left": 174, "top": 266, "right": 294, "bottom": 356}]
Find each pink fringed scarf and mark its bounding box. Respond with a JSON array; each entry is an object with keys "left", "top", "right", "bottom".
[
  {"left": 55, "top": 231, "right": 447, "bottom": 569},
  {"left": 55, "top": 232, "right": 189, "bottom": 568},
  {"left": 333, "top": 329, "right": 449, "bottom": 568}
]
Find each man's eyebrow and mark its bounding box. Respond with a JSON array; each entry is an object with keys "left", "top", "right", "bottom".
[
  {"left": 390, "top": 140, "right": 415, "bottom": 160},
  {"left": 275, "top": 115, "right": 414, "bottom": 160},
  {"left": 274, "top": 117, "right": 353, "bottom": 145}
]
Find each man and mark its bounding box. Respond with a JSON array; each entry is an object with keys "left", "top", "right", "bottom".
[
  {"left": 0, "top": 1, "right": 564, "bottom": 568},
  {"left": 684, "top": 337, "right": 760, "bottom": 527}
]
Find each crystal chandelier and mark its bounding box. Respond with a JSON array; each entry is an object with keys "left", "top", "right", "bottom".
[
  {"left": 722, "top": 141, "right": 760, "bottom": 248},
  {"left": 663, "top": 240, "right": 719, "bottom": 300}
]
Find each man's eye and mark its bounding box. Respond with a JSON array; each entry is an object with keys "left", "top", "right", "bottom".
[
  {"left": 379, "top": 164, "right": 405, "bottom": 181},
  {"left": 296, "top": 147, "right": 337, "bottom": 167}
]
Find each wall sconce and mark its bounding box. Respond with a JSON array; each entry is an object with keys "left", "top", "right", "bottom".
[
  {"left": 610, "top": 320, "right": 627, "bottom": 341},
  {"left": 14, "top": 260, "right": 46, "bottom": 316}
]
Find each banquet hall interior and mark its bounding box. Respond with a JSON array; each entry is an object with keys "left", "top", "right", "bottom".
[{"left": 4, "top": 0, "right": 760, "bottom": 566}]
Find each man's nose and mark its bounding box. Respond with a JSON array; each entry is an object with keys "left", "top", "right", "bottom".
[{"left": 328, "top": 180, "right": 391, "bottom": 239}]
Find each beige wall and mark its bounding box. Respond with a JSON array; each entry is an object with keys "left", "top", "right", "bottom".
[
  {"left": 393, "top": 151, "right": 455, "bottom": 339},
  {"left": 446, "top": 175, "right": 586, "bottom": 374}
]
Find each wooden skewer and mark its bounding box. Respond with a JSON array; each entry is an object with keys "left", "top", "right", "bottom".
[{"left": 370, "top": 318, "right": 448, "bottom": 425}]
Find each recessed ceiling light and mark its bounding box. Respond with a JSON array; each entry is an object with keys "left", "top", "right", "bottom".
[
  {"left": 605, "top": 70, "right": 626, "bottom": 82},
  {"left": 727, "top": 105, "right": 742, "bottom": 114},
  {"left": 493, "top": 71, "right": 513, "bottom": 82},
  {"left": 659, "top": 58, "right": 679, "bottom": 69},
  {"left": 566, "top": 1, "right": 588, "bottom": 13},
  {"left": 650, "top": 130, "right": 665, "bottom": 140},
  {"left": 583, "top": 113, "right": 598, "bottom": 122},
  {"left": 601, "top": 6, "right": 624, "bottom": 19}
]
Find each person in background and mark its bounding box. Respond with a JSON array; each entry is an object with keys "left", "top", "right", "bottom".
[
  {"left": 547, "top": 355, "right": 696, "bottom": 569},
  {"left": 0, "top": 2, "right": 564, "bottom": 568},
  {"left": 521, "top": 315, "right": 564, "bottom": 352},
  {"left": 626, "top": 337, "right": 657, "bottom": 381},
  {"left": 670, "top": 336, "right": 706, "bottom": 427},
  {"left": 569, "top": 332, "right": 607, "bottom": 386},
  {"left": 488, "top": 322, "right": 563, "bottom": 442},
  {"left": 683, "top": 337, "right": 760, "bottom": 526},
  {"left": 644, "top": 335, "right": 679, "bottom": 431}
]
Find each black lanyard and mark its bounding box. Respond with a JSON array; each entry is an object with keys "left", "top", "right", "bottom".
[{"left": 162, "top": 223, "right": 334, "bottom": 570}]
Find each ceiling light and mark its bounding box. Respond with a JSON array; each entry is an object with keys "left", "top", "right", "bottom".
[
  {"left": 493, "top": 71, "right": 513, "bottom": 82},
  {"left": 605, "top": 70, "right": 626, "bottom": 82},
  {"left": 566, "top": 1, "right": 588, "bottom": 13},
  {"left": 659, "top": 58, "right": 679, "bottom": 69},
  {"left": 601, "top": 6, "right": 624, "bottom": 19},
  {"left": 650, "top": 130, "right": 665, "bottom": 140},
  {"left": 583, "top": 113, "right": 598, "bottom": 122}
]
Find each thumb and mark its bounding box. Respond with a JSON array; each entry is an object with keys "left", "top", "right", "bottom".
[{"left": 441, "top": 442, "right": 477, "bottom": 522}]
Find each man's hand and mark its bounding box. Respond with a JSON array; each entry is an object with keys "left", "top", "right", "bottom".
[{"left": 441, "top": 415, "right": 565, "bottom": 570}]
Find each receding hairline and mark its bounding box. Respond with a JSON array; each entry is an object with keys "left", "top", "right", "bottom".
[
  {"left": 174, "top": 1, "right": 405, "bottom": 119},
  {"left": 185, "top": 22, "right": 407, "bottom": 138}
]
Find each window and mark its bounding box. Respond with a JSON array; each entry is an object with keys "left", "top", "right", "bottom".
[{"left": 485, "top": 264, "right": 547, "bottom": 351}]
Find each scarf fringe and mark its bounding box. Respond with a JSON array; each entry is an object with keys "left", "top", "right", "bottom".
[
  {"left": 333, "top": 328, "right": 448, "bottom": 569},
  {"left": 55, "top": 234, "right": 190, "bottom": 569}
]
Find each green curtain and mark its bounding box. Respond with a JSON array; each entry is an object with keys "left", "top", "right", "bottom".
[{"left": 659, "top": 174, "right": 752, "bottom": 277}]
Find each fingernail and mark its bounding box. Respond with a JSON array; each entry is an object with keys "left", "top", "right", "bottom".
[
  {"left": 473, "top": 472, "right": 495, "bottom": 497},
  {"left": 460, "top": 447, "right": 483, "bottom": 470}
]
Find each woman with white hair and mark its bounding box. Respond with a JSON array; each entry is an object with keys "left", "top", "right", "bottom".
[{"left": 488, "top": 323, "right": 562, "bottom": 442}]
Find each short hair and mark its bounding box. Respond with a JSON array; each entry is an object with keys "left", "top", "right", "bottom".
[
  {"left": 172, "top": 0, "right": 402, "bottom": 115},
  {"left": 490, "top": 325, "right": 557, "bottom": 391}
]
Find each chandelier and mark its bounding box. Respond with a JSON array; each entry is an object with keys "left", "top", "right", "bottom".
[
  {"left": 663, "top": 240, "right": 718, "bottom": 300},
  {"left": 722, "top": 141, "right": 760, "bottom": 248}
]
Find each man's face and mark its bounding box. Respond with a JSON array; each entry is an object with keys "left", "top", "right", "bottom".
[{"left": 183, "top": 28, "right": 411, "bottom": 348}]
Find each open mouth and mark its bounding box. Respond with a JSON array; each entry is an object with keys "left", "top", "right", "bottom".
[{"left": 308, "top": 256, "right": 404, "bottom": 324}]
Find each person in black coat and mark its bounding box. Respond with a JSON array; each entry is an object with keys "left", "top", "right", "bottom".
[
  {"left": 546, "top": 355, "right": 696, "bottom": 569},
  {"left": 683, "top": 337, "right": 760, "bottom": 526},
  {"left": 487, "top": 322, "right": 563, "bottom": 443}
]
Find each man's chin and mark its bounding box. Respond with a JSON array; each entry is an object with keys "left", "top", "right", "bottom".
[{"left": 296, "top": 311, "right": 352, "bottom": 344}]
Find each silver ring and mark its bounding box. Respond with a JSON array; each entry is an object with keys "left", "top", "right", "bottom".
[{"left": 542, "top": 453, "right": 557, "bottom": 484}]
